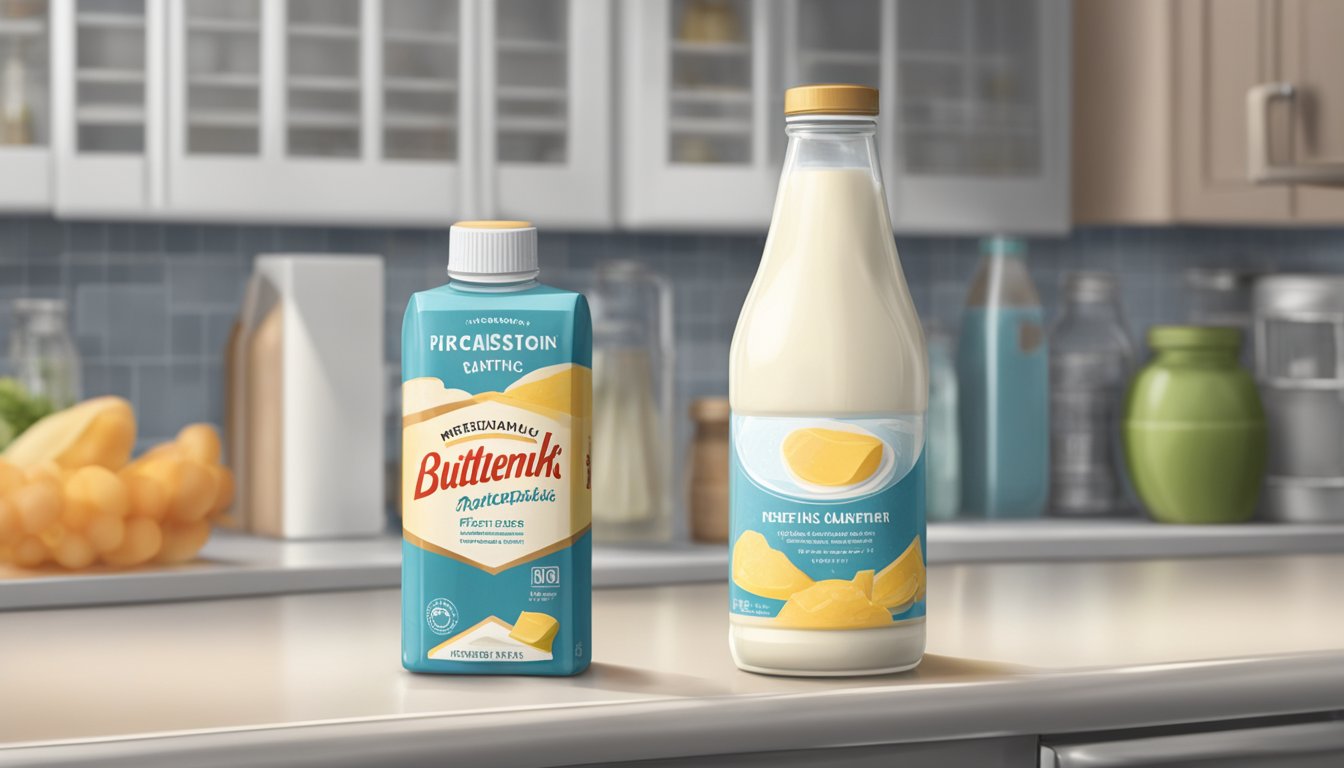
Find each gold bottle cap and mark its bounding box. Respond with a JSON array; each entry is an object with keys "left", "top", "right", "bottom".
[{"left": 784, "top": 84, "right": 878, "bottom": 117}]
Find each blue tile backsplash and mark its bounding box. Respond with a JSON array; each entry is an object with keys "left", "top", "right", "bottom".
[{"left": 0, "top": 217, "right": 1341, "bottom": 458}]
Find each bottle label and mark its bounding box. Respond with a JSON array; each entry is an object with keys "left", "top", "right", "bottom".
[{"left": 729, "top": 413, "right": 926, "bottom": 628}]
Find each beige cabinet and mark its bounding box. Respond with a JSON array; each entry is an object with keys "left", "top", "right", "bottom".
[
  {"left": 1074, "top": 0, "right": 1344, "bottom": 225},
  {"left": 1281, "top": 0, "right": 1344, "bottom": 221}
]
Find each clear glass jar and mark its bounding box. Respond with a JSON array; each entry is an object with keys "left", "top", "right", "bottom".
[
  {"left": 589, "top": 260, "right": 675, "bottom": 544},
  {"left": 1048, "top": 272, "right": 1134, "bottom": 516},
  {"left": 9, "top": 298, "right": 81, "bottom": 409}
]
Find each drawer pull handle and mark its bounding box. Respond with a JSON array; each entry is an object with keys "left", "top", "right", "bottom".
[{"left": 1247, "top": 82, "right": 1344, "bottom": 186}]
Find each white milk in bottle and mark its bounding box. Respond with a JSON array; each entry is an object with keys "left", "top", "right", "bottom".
[{"left": 729, "top": 85, "right": 928, "bottom": 676}]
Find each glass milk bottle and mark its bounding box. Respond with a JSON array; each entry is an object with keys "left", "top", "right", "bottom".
[
  {"left": 958, "top": 236, "right": 1048, "bottom": 519},
  {"left": 729, "top": 85, "right": 928, "bottom": 676}
]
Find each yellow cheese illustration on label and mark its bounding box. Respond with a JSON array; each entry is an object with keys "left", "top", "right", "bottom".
[
  {"left": 732, "top": 530, "right": 814, "bottom": 600},
  {"left": 781, "top": 428, "right": 883, "bottom": 486},
  {"left": 508, "top": 611, "right": 560, "bottom": 652},
  {"left": 503, "top": 364, "right": 592, "bottom": 418},
  {"left": 873, "top": 536, "right": 924, "bottom": 609},
  {"left": 851, "top": 569, "right": 874, "bottom": 599},
  {"left": 775, "top": 579, "right": 893, "bottom": 629}
]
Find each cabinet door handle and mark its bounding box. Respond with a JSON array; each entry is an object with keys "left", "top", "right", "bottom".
[{"left": 1247, "top": 82, "right": 1344, "bottom": 186}]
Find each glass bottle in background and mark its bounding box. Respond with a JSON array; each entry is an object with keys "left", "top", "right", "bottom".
[
  {"left": 957, "top": 236, "right": 1048, "bottom": 519},
  {"left": 589, "top": 260, "right": 675, "bottom": 544},
  {"left": 1048, "top": 272, "right": 1134, "bottom": 517},
  {"left": 1185, "top": 268, "right": 1257, "bottom": 368},
  {"left": 926, "top": 324, "right": 960, "bottom": 521},
  {"left": 9, "top": 298, "right": 81, "bottom": 409}
]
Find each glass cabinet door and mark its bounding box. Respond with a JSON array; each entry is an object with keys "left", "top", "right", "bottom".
[
  {"left": 53, "top": 0, "right": 165, "bottom": 214},
  {"left": 784, "top": 1, "right": 881, "bottom": 89},
  {"left": 167, "top": 0, "right": 468, "bottom": 223},
  {"left": 73, "top": 0, "right": 146, "bottom": 154},
  {"left": 285, "top": 0, "right": 359, "bottom": 158},
  {"left": 886, "top": 0, "right": 1069, "bottom": 234},
  {"left": 0, "top": 0, "right": 51, "bottom": 208},
  {"left": 780, "top": 0, "right": 882, "bottom": 165},
  {"left": 382, "top": 0, "right": 460, "bottom": 163},
  {"left": 166, "top": 0, "right": 263, "bottom": 212},
  {"left": 667, "top": 0, "right": 754, "bottom": 167},
  {"left": 183, "top": 0, "right": 260, "bottom": 156},
  {"left": 483, "top": 0, "right": 612, "bottom": 227},
  {"left": 620, "top": 0, "right": 777, "bottom": 229}
]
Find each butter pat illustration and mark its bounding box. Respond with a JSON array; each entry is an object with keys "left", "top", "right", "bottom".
[
  {"left": 732, "top": 530, "right": 814, "bottom": 600},
  {"left": 509, "top": 611, "right": 560, "bottom": 652},
  {"left": 782, "top": 428, "right": 883, "bottom": 486},
  {"left": 851, "top": 569, "right": 874, "bottom": 599},
  {"left": 873, "top": 536, "right": 924, "bottom": 609},
  {"left": 504, "top": 365, "right": 592, "bottom": 418},
  {"left": 775, "top": 579, "right": 892, "bottom": 629}
]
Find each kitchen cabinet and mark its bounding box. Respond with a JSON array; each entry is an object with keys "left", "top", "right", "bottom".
[
  {"left": 625, "top": 0, "right": 1071, "bottom": 233},
  {"left": 0, "top": 0, "right": 51, "bottom": 210},
  {"left": 52, "top": 0, "right": 612, "bottom": 226},
  {"left": 620, "top": 0, "right": 777, "bottom": 230},
  {"left": 1174, "top": 0, "right": 1292, "bottom": 222},
  {"left": 51, "top": 0, "right": 165, "bottom": 217},
  {"left": 480, "top": 0, "right": 612, "bottom": 227},
  {"left": 1279, "top": 0, "right": 1344, "bottom": 221},
  {"left": 883, "top": 0, "right": 1070, "bottom": 234},
  {"left": 31, "top": 0, "right": 1063, "bottom": 230},
  {"left": 166, "top": 0, "right": 472, "bottom": 224},
  {"left": 1075, "top": 0, "right": 1344, "bottom": 225}
]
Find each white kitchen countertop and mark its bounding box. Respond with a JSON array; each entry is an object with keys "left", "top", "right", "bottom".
[{"left": 3, "top": 553, "right": 1344, "bottom": 766}]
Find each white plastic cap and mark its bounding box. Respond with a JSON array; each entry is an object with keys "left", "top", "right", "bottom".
[{"left": 448, "top": 221, "right": 539, "bottom": 282}]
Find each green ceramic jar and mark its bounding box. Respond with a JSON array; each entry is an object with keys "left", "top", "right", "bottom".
[{"left": 1123, "top": 326, "right": 1266, "bottom": 524}]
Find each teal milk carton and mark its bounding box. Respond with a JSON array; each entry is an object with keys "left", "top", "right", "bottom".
[{"left": 401, "top": 221, "right": 592, "bottom": 675}]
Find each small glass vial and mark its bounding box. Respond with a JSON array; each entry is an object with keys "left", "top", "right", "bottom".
[{"left": 9, "top": 298, "right": 81, "bottom": 409}]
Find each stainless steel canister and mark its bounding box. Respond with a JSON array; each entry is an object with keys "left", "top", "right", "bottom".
[{"left": 1254, "top": 275, "right": 1344, "bottom": 523}]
